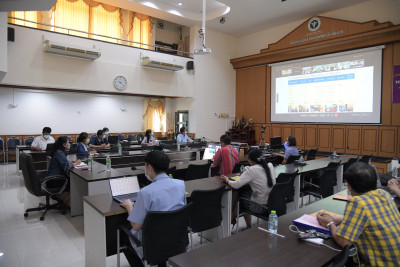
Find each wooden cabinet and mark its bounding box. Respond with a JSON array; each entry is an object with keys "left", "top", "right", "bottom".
[
  {"left": 373, "top": 162, "right": 388, "bottom": 174},
  {"left": 361, "top": 126, "right": 379, "bottom": 156},
  {"left": 235, "top": 66, "right": 266, "bottom": 123},
  {"left": 304, "top": 125, "right": 317, "bottom": 150},
  {"left": 293, "top": 125, "right": 305, "bottom": 150},
  {"left": 317, "top": 125, "right": 331, "bottom": 152},
  {"left": 346, "top": 126, "right": 361, "bottom": 154},
  {"left": 331, "top": 126, "right": 346, "bottom": 153},
  {"left": 282, "top": 124, "right": 293, "bottom": 141},
  {"left": 271, "top": 124, "right": 282, "bottom": 138},
  {"left": 378, "top": 127, "right": 398, "bottom": 157}
]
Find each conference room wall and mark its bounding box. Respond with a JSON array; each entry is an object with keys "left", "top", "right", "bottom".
[
  {"left": 235, "top": 0, "right": 400, "bottom": 58},
  {"left": 2, "top": 24, "right": 194, "bottom": 97},
  {"left": 0, "top": 88, "right": 144, "bottom": 135}
]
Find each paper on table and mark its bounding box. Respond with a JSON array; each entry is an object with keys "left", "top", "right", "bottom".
[
  {"left": 231, "top": 176, "right": 239, "bottom": 181},
  {"left": 74, "top": 162, "right": 87, "bottom": 168}
]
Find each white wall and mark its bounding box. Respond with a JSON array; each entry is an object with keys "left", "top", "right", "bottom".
[
  {"left": 3, "top": 25, "right": 194, "bottom": 97},
  {"left": 0, "top": 12, "right": 7, "bottom": 81},
  {"left": 0, "top": 88, "right": 144, "bottom": 135},
  {"left": 235, "top": 0, "right": 400, "bottom": 58}
]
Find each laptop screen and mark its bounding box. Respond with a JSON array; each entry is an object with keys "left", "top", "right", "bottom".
[
  {"left": 202, "top": 143, "right": 221, "bottom": 160},
  {"left": 109, "top": 176, "right": 140, "bottom": 197}
]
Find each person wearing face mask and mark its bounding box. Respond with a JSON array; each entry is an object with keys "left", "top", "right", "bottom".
[
  {"left": 141, "top": 129, "right": 156, "bottom": 146},
  {"left": 89, "top": 129, "right": 110, "bottom": 150},
  {"left": 176, "top": 126, "right": 193, "bottom": 144},
  {"left": 77, "top": 132, "right": 96, "bottom": 156},
  {"left": 119, "top": 151, "right": 186, "bottom": 266},
  {"left": 103, "top": 127, "right": 111, "bottom": 140},
  {"left": 31, "top": 127, "right": 55, "bottom": 151},
  {"left": 48, "top": 136, "right": 81, "bottom": 177}
]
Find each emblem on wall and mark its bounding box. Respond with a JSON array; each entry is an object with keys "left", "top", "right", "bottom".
[{"left": 308, "top": 17, "right": 321, "bottom": 32}]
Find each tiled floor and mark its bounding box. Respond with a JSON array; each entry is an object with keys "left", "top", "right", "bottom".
[{"left": 0, "top": 163, "right": 252, "bottom": 267}]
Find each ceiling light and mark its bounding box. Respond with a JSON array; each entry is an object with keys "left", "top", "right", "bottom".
[{"left": 178, "top": 2, "right": 183, "bottom": 6}]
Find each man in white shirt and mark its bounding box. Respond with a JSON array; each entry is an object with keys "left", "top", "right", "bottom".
[
  {"left": 31, "top": 127, "right": 55, "bottom": 151},
  {"left": 176, "top": 127, "right": 193, "bottom": 144}
]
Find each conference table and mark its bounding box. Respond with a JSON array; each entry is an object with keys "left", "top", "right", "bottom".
[
  {"left": 83, "top": 176, "right": 231, "bottom": 267},
  {"left": 168, "top": 191, "right": 348, "bottom": 267}
]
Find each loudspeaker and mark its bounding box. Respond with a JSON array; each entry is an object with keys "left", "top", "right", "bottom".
[
  {"left": 8, "top": 27, "right": 15, "bottom": 42},
  {"left": 186, "top": 61, "right": 194, "bottom": 70}
]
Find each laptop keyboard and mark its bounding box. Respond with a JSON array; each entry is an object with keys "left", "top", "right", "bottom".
[{"left": 115, "top": 193, "right": 137, "bottom": 202}]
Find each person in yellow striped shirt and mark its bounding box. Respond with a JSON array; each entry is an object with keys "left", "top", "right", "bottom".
[{"left": 317, "top": 162, "right": 400, "bottom": 266}]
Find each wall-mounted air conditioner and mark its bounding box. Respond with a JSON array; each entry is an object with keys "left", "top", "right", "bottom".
[
  {"left": 43, "top": 40, "right": 101, "bottom": 60},
  {"left": 141, "top": 56, "right": 184, "bottom": 71}
]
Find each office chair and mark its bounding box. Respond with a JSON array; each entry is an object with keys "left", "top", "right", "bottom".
[
  {"left": 236, "top": 180, "right": 291, "bottom": 233},
  {"left": 185, "top": 162, "right": 211, "bottom": 181},
  {"left": 136, "top": 134, "right": 144, "bottom": 143},
  {"left": 188, "top": 186, "right": 225, "bottom": 249},
  {"left": 286, "top": 155, "right": 300, "bottom": 164},
  {"left": 68, "top": 143, "right": 78, "bottom": 154},
  {"left": 20, "top": 153, "right": 68, "bottom": 220},
  {"left": 127, "top": 134, "right": 136, "bottom": 141},
  {"left": 117, "top": 203, "right": 192, "bottom": 267},
  {"left": 6, "top": 137, "right": 21, "bottom": 164},
  {"left": 306, "top": 149, "right": 318, "bottom": 161},
  {"left": 232, "top": 161, "right": 250, "bottom": 173},
  {"left": 166, "top": 166, "right": 176, "bottom": 177},
  {"left": 24, "top": 136, "right": 35, "bottom": 146},
  {"left": 275, "top": 170, "right": 299, "bottom": 208},
  {"left": 160, "top": 140, "right": 174, "bottom": 145},
  {"left": 321, "top": 245, "right": 350, "bottom": 267},
  {"left": 158, "top": 137, "right": 168, "bottom": 141},
  {"left": 117, "top": 134, "right": 125, "bottom": 141},
  {"left": 265, "top": 156, "right": 284, "bottom": 166},
  {"left": 210, "top": 165, "right": 219, "bottom": 177},
  {"left": 63, "top": 135, "right": 72, "bottom": 143},
  {"left": 359, "top": 155, "right": 371, "bottom": 164},
  {"left": 0, "top": 138, "right": 5, "bottom": 165}
]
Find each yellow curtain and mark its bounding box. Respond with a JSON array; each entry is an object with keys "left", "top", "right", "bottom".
[
  {"left": 143, "top": 98, "right": 165, "bottom": 132},
  {"left": 9, "top": 11, "right": 38, "bottom": 28},
  {"left": 53, "top": 0, "right": 89, "bottom": 37},
  {"left": 89, "top": 4, "right": 121, "bottom": 43}
]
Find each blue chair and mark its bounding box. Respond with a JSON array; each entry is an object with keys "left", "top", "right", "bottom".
[
  {"left": 6, "top": 137, "right": 21, "bottom": 164},
  {"left": 127, "top": 134, "right": 136, "bottom": 141},
  {"left": 24, "top": 136, "right": 35, "bottom": 146},
  {"left": 117, "top": 134, "right": 125, "bottom": 141}
]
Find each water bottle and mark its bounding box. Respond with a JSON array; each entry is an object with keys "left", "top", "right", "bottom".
[
  {"left": 177, "top": 143, "right": 180, "bottom": 151},
  {"left": 393, "top": 167, "right": 398, "bottom": 178},
  {"left": 332, "top": 150, "right": 337, "bottom": 159},
  {"left": 268, "top": 210, "right": 278, "bottom": 234},
  {"left": 118, "top": 143, "right": 122, "bottom": 155},
  {"left": 298, "top": 155, "right": 304, "bottom": 162},
  {"left": 87, "top": 154, "right": 93, "bottom": 171},
  {"left": 106, "top": 155, "right": 111, "bottom": 171}
]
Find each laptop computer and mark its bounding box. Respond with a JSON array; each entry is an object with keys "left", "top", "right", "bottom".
[
  {"left": 202, "top": 143, "right": 221, "bottom": 160},
  {"left": 109, "top": 176, "right": 140, "bottom": 203}
]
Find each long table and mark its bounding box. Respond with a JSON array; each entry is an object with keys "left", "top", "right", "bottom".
[
  {"left": 168, "top": 191, "right": 347, "bottom": 267},
  {"left": 83, "top": 176, "right": 231, "bottom": 267}
]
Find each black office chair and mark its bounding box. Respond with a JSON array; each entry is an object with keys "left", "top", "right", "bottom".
[
  {"left": 211, "top": 165, "right": 219, "bottom": 176},
  {"left": 301, "top": 162, "right": 341, "bottom": 206},
  {"left": 232, "top": 161, "right": 250, "bottom": 173},
  {"left": 266, "top": 156, "right": 284, "bottom": 166},
  {"left": 185, "top": 162, "right": 211, "bottom": 181},
  {"left": 0, "top": 138, "right": 5, "bottom": 165},
  {"left": 6, "top": 136, "right": 21, "bottom": 164},
  {"left": 117, "top": 203, "right": 192, "bottom": 267},
  {"left": 343, "top": 157, "right": 358, "bottom": 174},
  {"left": 158, "top": 137, "right": 168, "bottom": 141},
  {"left": 286, "top": 155, "right": 300, "bottom": 164},
  {"left": 68, "top": 143, "right": 78, "bottom": 154},
  {"left": 306, "top": 149, "right": 318, "bottom": 161},
  {"left": 24, "top": 136, "right": 35, "bottom": 146},
  {"left": 20, "top": 153, "right": 69, "bottom": 220},
  {"left": 188, "top": 186, "right": 225, "bottom": 249},
  {"left": 160, "top": 140, "right": 174, "bottom": 145},
  {"left": 136, "top": 134, "right": 144, "bottom": 143},
  {"left": 236, "top": 180, "right": 291, "bottom": 233},
  {"left": 359, "top": 155, "right": 371, "bottom": 164},
  {"left": 117, "top": 134, "right": 125, "bottom": 141},
  {"left": 276, "top": 170, "right": 299, "bottom": 208},
  {"left": 321, "top": 245, "right": 350, "bottom": 267},
  {"left": 166, "top": 166, "right": 176, "bottom": 177},
  {"left": 127, "top": 134, "right": 136, "bottom": 141}
]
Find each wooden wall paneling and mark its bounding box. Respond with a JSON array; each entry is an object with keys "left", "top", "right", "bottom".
[
  {"left": 392, "top": 42, "right": 400, "bottom": 126},
  {"left": 253, "top": 125, "right": 261, "bottom": 144},
  {"left": 346, "top": 126, "right": 361, "bottom": 154},
  {"left": 266, "top": 66, "right": 271, "bottom": 123},
  {"left": 317, "top": 125, "right": 331, "bottom": 152},
  {"left": 378, "top": 126, "right": 398, "bottom": 157},
  {"left": 270, "top": 124, "right": 282, "bottom": 138},
  {"left": 282, "top": 124, "right": 293, "bottom": 140},
  {"left": 235, "top": 69, "right": 246, "bottom": 119},
  {"left": 293, "top": 125, "right": 305, "bottom": 150},
  {"left": 381, "top": 44, "right": 393, "bottom": 126},
  {"left": 304, "top": 125, "right": 318, "bottom": 150},
  {"left": 361, "top": 126, "right": 379, "bottom": 156},
  {"left": 263, "top": 124, "right": 271, "bottom": 144},
  {"left": 331, "top": 126, "right": 346, "bottom": 153},
  {"left": 373, "top": 162, "right": 387, "bottom": 174}
]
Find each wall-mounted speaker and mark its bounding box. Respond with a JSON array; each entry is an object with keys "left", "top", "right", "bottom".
[
  {"left": 8, "top": 27, "right": 15, "bottom": 42},
  {"left": 186, "top": 61, "right": 194, "bottom": 70}
]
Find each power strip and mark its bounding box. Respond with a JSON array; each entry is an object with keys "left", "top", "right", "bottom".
[{"left": 304, "top": 238, "right": 324, "bottom": 245}]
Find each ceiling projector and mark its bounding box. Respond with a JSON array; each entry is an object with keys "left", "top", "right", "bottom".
[{"left": 194, "top": 47, "right": 211, "bottom": 55}]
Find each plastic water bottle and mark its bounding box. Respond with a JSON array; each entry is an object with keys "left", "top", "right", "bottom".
[
  {"left": 87, "top": 154, "right": 93, "bottom": 171},
  {"left": 177, "top": 143, "right": 180, "bottom": 151},
  {"left": 106, "top": 155, "right": 111, "bottom": 171},
  {"left": 298, "top": 155, "right": 304, "bottom": 162},
  {"left": 118, "top": 143, "right": 122, "bottom": 155},
  {"left": 393, "top": 167, "right": 398, "bottom": 178},
  {"left": 332, "top": 150, "right": 337, "bottom": 158},
  {"left": 268, "top": 210, "right": 278, "bottom": 234}
]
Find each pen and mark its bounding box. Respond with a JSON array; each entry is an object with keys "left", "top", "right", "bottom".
[
  {"left": 257, "top": 226, "right": 286, "bottom": 238},
  {"left": 97, "top": 170, "right": 106, "bottom": 174}
]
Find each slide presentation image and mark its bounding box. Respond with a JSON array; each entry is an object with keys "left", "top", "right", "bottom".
[
  {"left": 288, "top": 105, "right": 299, "bottom": 112},
  {"left": 302, "top": 67, "right": 312, "bottom": 75},
  {"left": 299, "top": 105, "right": 310, "bottom": 112},
  {"left": 310, "top": 105, "right": 323, "bottom": 112},
  {"left": 338, "top": 104, "right": 353, "bottom": 112},
  {"left": 312, "top": 65, "right": 324, "bottom": 73},
  {"left": 324, "top": 104, "right": 338, "bottom": 113}
]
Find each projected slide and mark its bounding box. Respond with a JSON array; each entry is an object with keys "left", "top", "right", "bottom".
[{"left": 271, "top": 46, "right": 382, "bottom": 124}]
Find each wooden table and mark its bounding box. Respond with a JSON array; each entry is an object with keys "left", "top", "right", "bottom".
[{"left": 168, "top": 192, "right": 347, "bottom": 267}]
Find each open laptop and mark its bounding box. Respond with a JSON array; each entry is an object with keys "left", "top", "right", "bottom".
[
  {"left": 202, "top": 143, "right": 221, "bottom": 160},
  {"left": 109, "top": 176, "right": 140, "bottom": 202}
]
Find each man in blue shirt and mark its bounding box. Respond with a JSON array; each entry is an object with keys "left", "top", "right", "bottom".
[
  {"left": 177, "top": 126, "right": 193, "bottom": 144},
  {"left": 89, "top": 129, "right": 110, "bottom": 150},
  {"left": 119, "top": 150, "right": 186, "bottom": 266}
]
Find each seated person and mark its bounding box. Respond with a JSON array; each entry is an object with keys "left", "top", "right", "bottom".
[
  {"left": 103, "top": 127, "right": 110, "bottom": 140},
  {"left": 212, "top": 134, "right": 239, "bottom": 175},
  {"left": 141, "top": 129, "right": 156, "bottom": 146},
  {"left": 119, "top": 150, "right": 186, "bottom": 266},
  {"left": 31, "top": 126, "right": 55, "bottom": 151},
  {"left": 89, "top": 129, "right": 110, "bottom": 150},
  {"left": 48, "top": 136, "right": 81, "bottom": 177},
  {"left": 317, "top": 162, "right": 400, "bottom": 266},
  {"left": 77, "top": 132, "right": 96, "bottom": 156},
  {"left": 273, "top": 136, "right": 299, "bottom": 164},
  {"left": 176, "top": 127, "right": 193, "bottom": 144},
  {"left": 221, "top": 148, "right": 275, "bottom": 229}
]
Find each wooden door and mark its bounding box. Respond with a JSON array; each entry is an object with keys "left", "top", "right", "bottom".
[
  {"left": 331, "top": 126, "right": 346, "bottom": 153},
  {"left": 317, "top": 125, "right": 331, "bottom": 152},
  {"left": 346, "top": 126, "right": 361, "bottom": 154},
  {"left": 304, "top": 125, "right": 317, "bottom": 150},
  {"left": 379, "top": 127, "right": 398, "bottom": 157},
  {"left": 361, "top": 126, "right": 378, "bottom": 156},
  {"left": 293, "top": 125, "right": 305, "bottom": 150}
]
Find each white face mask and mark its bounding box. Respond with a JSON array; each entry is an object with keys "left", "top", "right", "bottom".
[
  {"left": 43, "top": 134, "right": 50, "bottom": 139},
  {"left": 85, "top": 139, "right": 90, "bottom": 145}
]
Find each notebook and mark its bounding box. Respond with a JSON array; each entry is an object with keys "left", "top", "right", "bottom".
[
  {"left": 109, "top": 176, "right": 140, "bottom": 203},
  {"left": 293, "top": 210, "right": 342, "bottom": 235}
]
